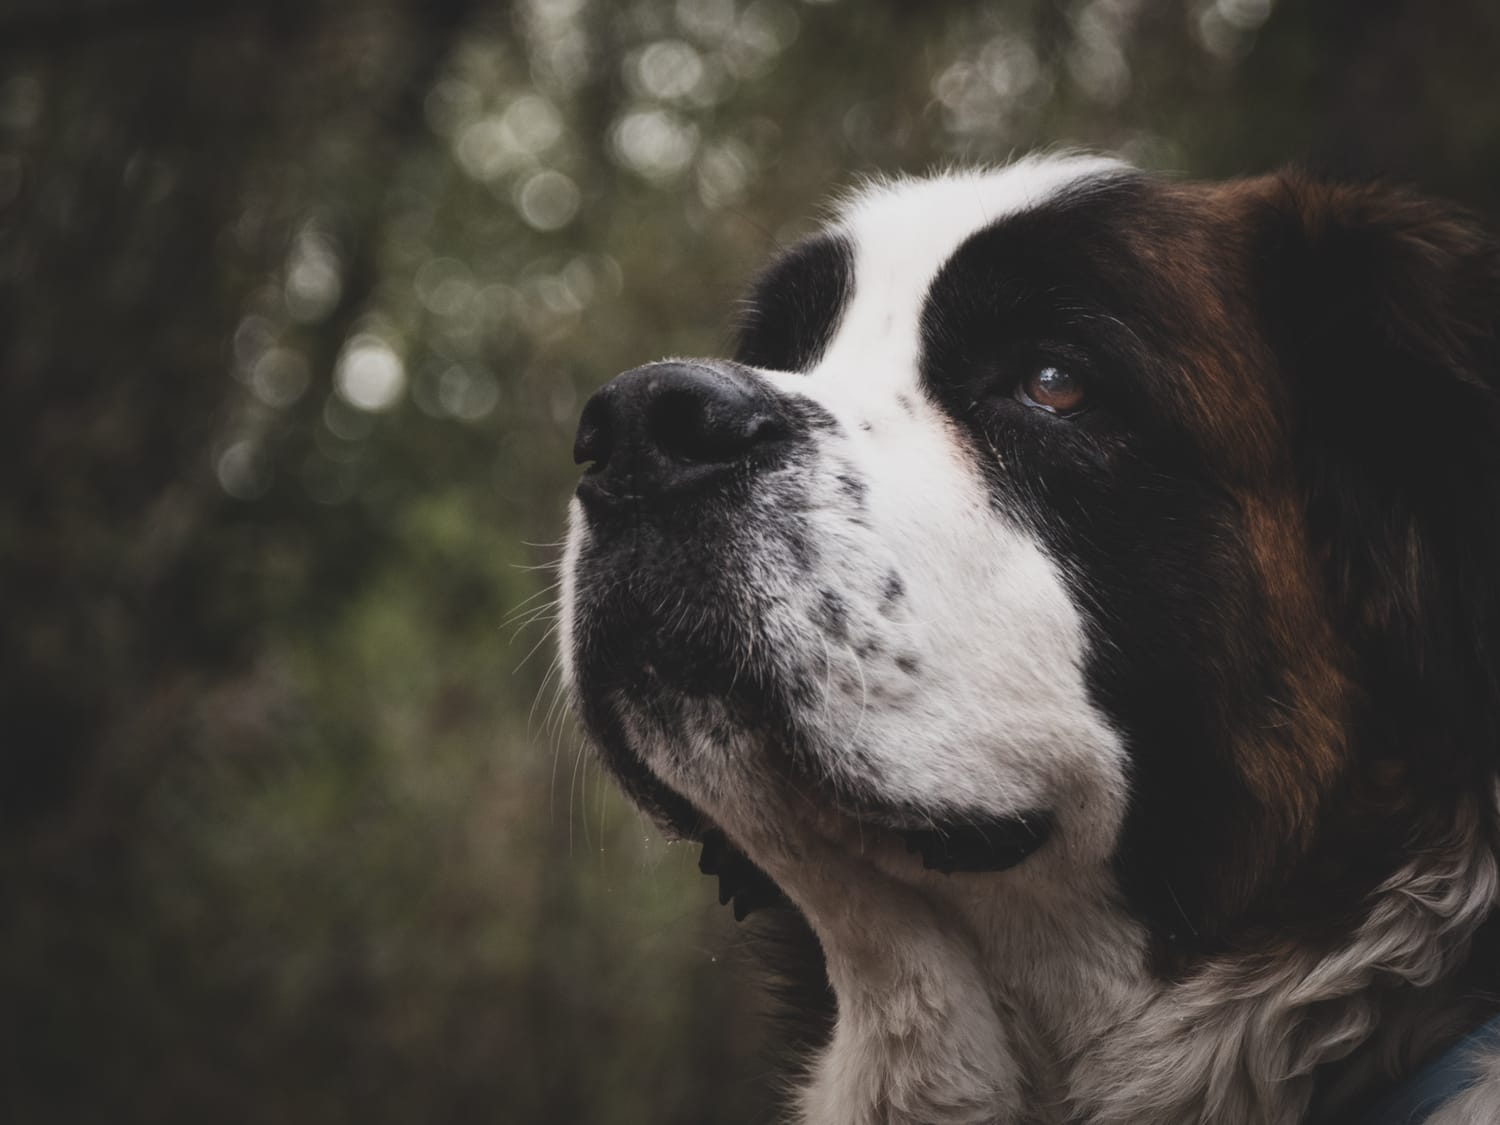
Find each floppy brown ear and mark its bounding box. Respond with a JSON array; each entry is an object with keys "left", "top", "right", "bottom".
[{"left": 1256, "top": 174, "right": 1500, "bottom": 790}]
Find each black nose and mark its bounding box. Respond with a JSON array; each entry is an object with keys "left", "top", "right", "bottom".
[{"left": 573, "top": 361, "right": 785, "bottom": 504}]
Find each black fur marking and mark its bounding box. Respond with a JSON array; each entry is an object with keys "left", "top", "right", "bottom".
[
  {"left": 784, "top": 527, "right": 814, "bottom": 573},
  {"left": 735, "top": 233, "right": 855, "bottom": 373},
  {"left": 918, "top": 175, "right": 1299, "bottom": 946},
  {"left": 786, "top": 396, "right": 840, "bottom": 433},
  {"left": 834, "top": 470, "right": 867, "bottom": 505},
  {"left": 919, "top": 170, "right": 1500, "bottom": 956},
  {"left": 812, "top": 588, "right": 849, "bottom": 641},
  {"left": 894, "top": 653, "right": 919, "bottom": 676},
  {"left": 879, "top": 572, "right": 904, "bottom": 611}
]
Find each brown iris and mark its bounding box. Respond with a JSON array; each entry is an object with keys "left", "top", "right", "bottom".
[{"left": 1018, "top": 366, "right": 1086, "bottom": 415}]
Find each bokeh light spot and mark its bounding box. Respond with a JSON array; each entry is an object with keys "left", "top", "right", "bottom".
[
  {"left": 335, "top": 336, "right": 406, "bottom": 412},
  {"left": 514, "top": 170, "right": 580, "bottom": 231},
  {"left": 1061, "top": 0, "right": 1141, "bottom": 105},
  {"left": 250, "top": 347, "right": 312, "bottom": 408},
  {"left": 232, "top": 314, "right": 278, "bottom": 374},
  {"left": 696, "top": 139, "right": 755, "bottom": 208},
  {"left": 1218, "top": 0, "right": 1274, "bottom": 30},
  {"left": 676, "top": 0, "right": 736, "bottom": 41},
  {"left": 216, "top": 440, "right": 271, "bottom": 500},
  {"left": 634, "top": 40, "right": 705, "bottom": 101},
  {"left": 528, "top": 0, "right": 585, "bottom": 19},
  {"left": 725, "top": 0, "right": 799, "bottom": 78},
  {"left": 456, "top": 118, "right": 517, "bottom": 182},
  {"left": 501, "top": 95, "right": 565, "bottom": 155},
  {"left": 424, "top": 77, "right": 481, "bottom": 137},
  {"left": 610, "top": 108, "right": 700, "bottom": 182},
  {"left": 439, "top": 365, "right": 501, "bottom": 421},
  {"left": 284, "top": 230, "right": 343, "bottom": 324},
  {"left": 415, "top": 257, "right": 476, "bottom": 317}
]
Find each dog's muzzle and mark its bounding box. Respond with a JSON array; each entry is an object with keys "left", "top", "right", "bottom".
[{"left": 567, "top": 359, "right": 1058, "bottom": 915}]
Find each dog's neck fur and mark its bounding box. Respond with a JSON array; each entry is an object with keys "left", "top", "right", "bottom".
[{"left": 785, "top": 792, "right": 1500, "bottom": 1125}]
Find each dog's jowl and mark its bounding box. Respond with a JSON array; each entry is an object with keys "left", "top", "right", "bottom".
[{"left": 559, "top": 154, "right": 1500, "bottom": 1125}]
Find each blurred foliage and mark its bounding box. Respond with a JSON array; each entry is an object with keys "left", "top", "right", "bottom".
[{"left": 1, "top": 0, "right": 1497, "bottom": 1121}]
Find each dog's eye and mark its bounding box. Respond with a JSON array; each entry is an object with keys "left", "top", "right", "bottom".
[{"left": 1016, "top": 366, "right": 1086, "bottom": 416}]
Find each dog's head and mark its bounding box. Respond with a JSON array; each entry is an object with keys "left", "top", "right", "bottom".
[{"left": 560, "top": 154, "right": 1500, "bottom": 962}]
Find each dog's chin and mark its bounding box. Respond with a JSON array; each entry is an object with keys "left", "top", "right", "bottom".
[{"left": 583, "top": 670, "right": 1056, "bottom": 919}]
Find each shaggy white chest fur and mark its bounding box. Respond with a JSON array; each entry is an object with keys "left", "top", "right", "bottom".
[{"left": 795, "top": 799, "right": 1498, "bottom": 1125}]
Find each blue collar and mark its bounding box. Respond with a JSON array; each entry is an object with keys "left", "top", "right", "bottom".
[{"left": 1361, "top": 1013, "right": 1500, "bottom": 1124}]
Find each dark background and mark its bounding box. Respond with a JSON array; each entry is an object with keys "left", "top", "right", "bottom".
[{"left": 2, "top": 1, "right": 1496, "bottom": 1121}]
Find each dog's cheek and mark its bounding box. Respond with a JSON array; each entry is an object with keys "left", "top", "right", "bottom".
[{"left": 762, "top": 395, "right": 1132, "bottom": 852}]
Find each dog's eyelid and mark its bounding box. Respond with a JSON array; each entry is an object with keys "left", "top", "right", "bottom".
[{"left": 1029, "top": 338, "right": 1095, "bottom": 373}]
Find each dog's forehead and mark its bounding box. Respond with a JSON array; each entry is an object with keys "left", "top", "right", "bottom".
[{"left": 812, "top": 155, "right": 1128, "bottom": 384}]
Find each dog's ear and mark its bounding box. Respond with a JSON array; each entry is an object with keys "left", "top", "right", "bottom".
[{"left": 1255, "top": 174, "right": 1500, "bottom": 782}]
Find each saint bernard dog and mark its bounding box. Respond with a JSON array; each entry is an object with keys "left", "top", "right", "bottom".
[{"left": 557, "top": 154, "right": 1500, "bottom": 1124}]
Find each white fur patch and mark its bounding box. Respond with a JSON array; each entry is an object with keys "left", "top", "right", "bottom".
[{"left": 728, "top": 154, "right": 1133, "bottom": 855}]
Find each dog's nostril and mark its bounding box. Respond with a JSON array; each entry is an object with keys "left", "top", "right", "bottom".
[
  {"left": 573, "top": 398, "right": 612, "bottom": 468},
  {"left": 649, "top": 387, "right": 777, "bottom": 465},
  {"left": 745, "top": 415, "right": 789, "bottom": 446}
]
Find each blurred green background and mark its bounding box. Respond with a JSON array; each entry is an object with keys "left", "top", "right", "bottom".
[{"left": 2, "top": 1, "right": 1496, "bottom": 1121}]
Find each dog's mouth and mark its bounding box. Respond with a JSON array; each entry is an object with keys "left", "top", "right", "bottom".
[
  {"left": 896, "top": 811, "right": 1055, "bottom": 874},
  {"left": 698, "top": 810, "right": 1054, "bottom": 920}
]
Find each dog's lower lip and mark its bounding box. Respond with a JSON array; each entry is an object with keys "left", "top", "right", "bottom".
[
  {"left": 897, "top": 811, "right": 1054, "bottom": 874},
  {"left": 695, "top": 811, "right": 1056, "bottom": 922},
  {"left": 575, "top": 476, "right": 637, "bottom": 505}
]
